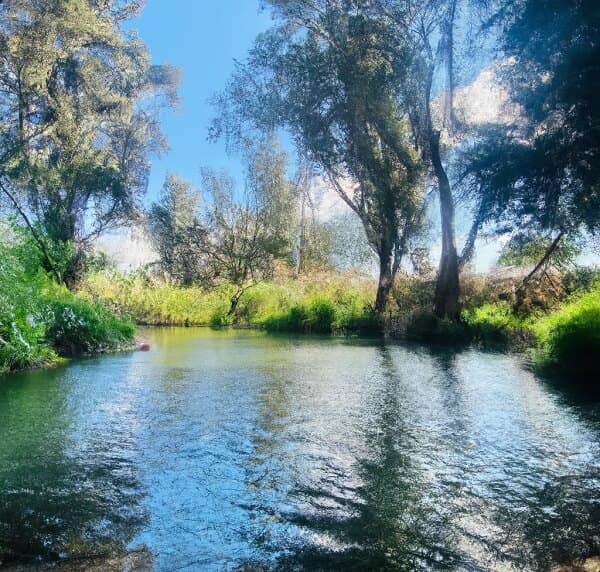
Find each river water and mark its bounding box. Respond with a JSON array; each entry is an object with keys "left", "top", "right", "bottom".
[{"left": 0, "top": 328, "right": 599, "bottom": 571}]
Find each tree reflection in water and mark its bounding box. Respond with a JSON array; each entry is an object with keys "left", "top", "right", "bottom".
[
  {"left": 241, "top": 343, "right": 463, "bottom": 570},
  {"left": 0, "top": 365, "right": 148, "bottom": 566}
]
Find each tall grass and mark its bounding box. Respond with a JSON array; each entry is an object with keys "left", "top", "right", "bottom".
[
  {"left": 82, "top": 271, "right": 233, "bottom": 327},
  {"left": 83, "top": 270, "right": 378, "bottom": 334},
  {"left": 531, "top": 284, "right": 600, "bottom": 377}
]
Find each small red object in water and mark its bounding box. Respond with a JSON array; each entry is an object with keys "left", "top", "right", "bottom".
[{"left": 137, "top": 342, "right": 151, "bottom": 351}]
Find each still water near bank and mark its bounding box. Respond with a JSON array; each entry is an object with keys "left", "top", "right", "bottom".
[{"left": 0, "top": 328, "right": 599, "bottom": 571}]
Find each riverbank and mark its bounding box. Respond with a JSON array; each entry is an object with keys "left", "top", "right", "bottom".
[
  {"left": 0, "top": 243, "right": 135, "bottom": 374},
  {"left": 2, "top": 232, "right": 598, "bottom": 381},
  {"left": 82, "top": 268, "right": 600, "bottom": 381}
]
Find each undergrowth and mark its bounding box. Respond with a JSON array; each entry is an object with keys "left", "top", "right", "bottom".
[{"left": 0, "top": 238, "right": 134, "bottom": 373}]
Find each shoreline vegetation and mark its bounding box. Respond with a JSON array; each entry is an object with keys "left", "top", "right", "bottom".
[
  {"left": 2, "top": 229, "right": 598, "bottom": 383},
  {"left": 81, "top": 265, "right": 599, "bottom": 380},
  {"left": 0, "top": 239, "right": 135, "bottom": 374}
]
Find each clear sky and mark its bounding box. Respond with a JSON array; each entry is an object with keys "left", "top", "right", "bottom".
[{"left": 134, "top": 0, "right": 272, "bottom": 201}]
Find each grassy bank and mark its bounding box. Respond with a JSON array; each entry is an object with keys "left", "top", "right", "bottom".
[
  {"left": 462, "top": 282, "right": 600, "bottom": 378},
  {"left": 82, "top": 271, "right": 379, "bottom": 334},
  {"left": 83, "top": 268, "right": 599, "bottom": 382},
  {"left": 0, "top": 242, "right": 135, "bottom": 373}
]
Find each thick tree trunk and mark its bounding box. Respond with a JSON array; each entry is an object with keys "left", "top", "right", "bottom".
[
  {"left": 430, "top": 131, "right": 460, "bottom": 320},
  {"left": 375, "top": 252, "right": 393, "bottom": 313}
]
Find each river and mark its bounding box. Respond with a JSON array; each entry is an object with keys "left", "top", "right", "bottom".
[{"left": 1, "top": 328, "right": 599, "bottom": 571}]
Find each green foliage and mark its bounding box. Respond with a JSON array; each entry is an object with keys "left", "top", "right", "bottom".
[
  {"left": 498, "top": 234, "right": 580, "bottom": 268},
  {"left": 462, "top": 302, "right": 530, "bottom": 347},
  {"left": 211, "top": 3, "right": 425, "bottom": 312},
  {"left": 464, "top": 0, "right": 600, "bottom": 242},
  {"left": 84, "top": 271, "right": 234, "bottom": 326},
  {"left": 0, "top": 248, "right": 56, "bottom": 371},
  {"left": 562, "top": 267, "right": 600, "bottom": 297},
  {"left": 147, "top": 175, "right": 205, "bottom": 286},
  {"left": 0, "top": 235, "right": 134, "bottom": 373},
  {"left": 392, "top": 276, "right": 435, "bottom": 314},
  {"left": 83, "top": 270, "right": 378, "bottom": 335},
  {"left": 44, "top": 292, "right": 135, "bottom": 357},
  {"left": 532, "top": 284, "right": 600, "bottom": 378},
  {"left": 0, "top": 0, "right": 179, "bottom": 284},
  {"left": 458, "top": 279, "right": 600, "bottom": 377},
  {"left": 262, "top": 296, "right": 337, "bottom": 334}
]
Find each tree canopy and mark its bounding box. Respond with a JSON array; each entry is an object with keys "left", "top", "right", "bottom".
[
  {"left": 0, "top": 0, "right": 179, "bottom": 283},
  {"left": 211, "top": 1, "right": 425, "bottom": 311}
]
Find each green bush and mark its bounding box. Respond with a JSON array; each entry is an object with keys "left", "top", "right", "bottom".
[
  {"left": 0, "top": 233, "right": 134, "bottom": 372},
  {"left": 462, "top": 302, "right": 529, "bottom": 346},
  {"left": 44, "top": 294, "right": 134, "bottom": 356},
  {"left": 532, "top": 285, "right": 600, "bottom": 378}
]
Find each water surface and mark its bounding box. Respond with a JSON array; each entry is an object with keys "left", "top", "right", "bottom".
[{"left": 1, "top": 328, "right": 599, "bottom": 570}]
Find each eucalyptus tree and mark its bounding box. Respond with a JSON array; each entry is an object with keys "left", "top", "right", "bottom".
[
  {"left": 147, "top": 175, "right": 206, "bottom": 286},
  {"left": 462, "top": 0, "right": 600, "bottom": 292},
  {"left": 211, "top": 1, "right": 424, "bottom": 312},
  {"left": 368, "top": 0, "right": 492, "bottom": 319},
  {"left": 0, "top": 0, "right": 179, "bottom": 285}
]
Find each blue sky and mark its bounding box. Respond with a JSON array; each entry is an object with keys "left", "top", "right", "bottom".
[{"left": 134, "top": 0, "right": 272, "bottom": 201}]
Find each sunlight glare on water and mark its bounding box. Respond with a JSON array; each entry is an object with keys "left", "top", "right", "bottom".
[{"left": 0, "top": 328, "right": 599, "bottom": 571}]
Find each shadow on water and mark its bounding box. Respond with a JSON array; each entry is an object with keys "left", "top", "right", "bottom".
[
  {"left": 1, "top": 329, "right": 599, "bottom": 571},
  {"left": 237, "top": 343, "right": 468, "bottom": 571},
  {"left": 428, "top": 344, "right": 600, "bottom": 572},
  {"left": 0, "top": 364, "right": 148, "bottom": 567}
]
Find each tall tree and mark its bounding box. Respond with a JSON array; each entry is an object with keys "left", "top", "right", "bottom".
[
  {"left": 211, "top": 3, "right": 424, "bottom": 312},
  {"left": 147, "top": 175, "right": 206, "bottom": 286},
  {"left": 0, "top": 0, "right": 179, "bottom": 284},
  {"left": 372, "top": 0, "right": 477, "bottom": 319},
  {"left": 462, "top": 0, "right": 600, "bottom": 287}
]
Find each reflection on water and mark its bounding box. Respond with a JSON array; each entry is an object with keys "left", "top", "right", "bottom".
[
  {"left": 0, "top": 328, "right": 599, "bottom": 570},
  {"left": 0, "top": 362, "right": 148, "bottom": 565}
]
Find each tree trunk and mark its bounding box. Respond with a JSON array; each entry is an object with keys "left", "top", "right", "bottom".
[
  {"left": 375, "top": 252, "right": 393, "bottom": 313},
  {"left": 430, "top": 131, "right": 460, "bottom": 320},
  {"left": 228, "top": 290, "right": 242, "bottom": 317},
  {"left": 294, "top": 191, "right": 306, "bottom": 278},
  {"left": 515, "top": 231, "right": 564, "bottom": 309}
]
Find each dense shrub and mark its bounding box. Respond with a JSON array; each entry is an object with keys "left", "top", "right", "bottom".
[
  {"left": 462, "top": 302, "right": 532, "bottom": 347},
  {"left": 532, "top": 284, "right": 600, "bottom": 378},
  {"left": 0, "top": 237, "right": 134, "bottom": 372},
  {"left": 460, "top": 282, "right": 600, "bottom": 378},
  {"left": 44, "top": 294, "right": 135, "bottom": 356}
]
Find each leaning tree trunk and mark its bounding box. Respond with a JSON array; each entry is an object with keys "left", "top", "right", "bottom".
[
  {"left": 515, "top": 231, "right": 564, "bottom": 310},
  {"left": 430, "top": 131, "right": 460, "bottom": 320}
]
